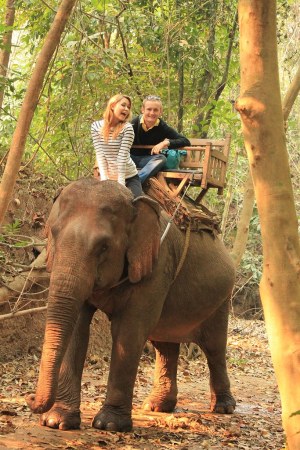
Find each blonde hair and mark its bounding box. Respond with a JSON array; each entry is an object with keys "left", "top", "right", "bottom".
[
  {"left": 142, "top": 95, "right": 162, "bottom": 108},
  {"left": 101, "top": 94, "right": 132, "bottom": 142}
]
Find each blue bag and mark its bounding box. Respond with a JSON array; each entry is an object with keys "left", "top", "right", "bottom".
[{"left": 162, "top": 149, "right": 187, "bottom": 169}]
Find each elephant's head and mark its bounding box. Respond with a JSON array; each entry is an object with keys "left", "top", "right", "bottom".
[{"left": 27, "top": 177, "right": 160, "bottom": 413}]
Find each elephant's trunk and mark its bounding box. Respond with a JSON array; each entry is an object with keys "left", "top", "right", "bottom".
[{"left": 26, "top": 270, "right": 93, "bottom": 413}]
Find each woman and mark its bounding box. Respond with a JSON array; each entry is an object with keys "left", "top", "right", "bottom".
[{"left": 91, "top": 94, "right": 143, "bottom": 198}]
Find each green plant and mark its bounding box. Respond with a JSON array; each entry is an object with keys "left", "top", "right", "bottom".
[{"left": 3, "top": 219, "right": 22, "bottom": 235}]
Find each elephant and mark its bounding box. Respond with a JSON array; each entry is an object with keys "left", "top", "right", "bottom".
[{"left": 26, "top": 177, "right": 236, "bottom": 432}]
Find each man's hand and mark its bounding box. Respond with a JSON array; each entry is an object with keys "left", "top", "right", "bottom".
[{"left": 151, "top": 139, "right": 170, "bottom": 155}]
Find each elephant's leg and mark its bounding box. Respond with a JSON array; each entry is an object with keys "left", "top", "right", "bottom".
[
  {"left": 40, "top": 302, "right": 96, "bottom": 430},
  {"left": 92, "top": 325, "right": 146, "bottom": 432},
  {"left": 92, "top": 293, "right": 166, "bottom": 432},
  {"left": 142, "top": 341, "right": 179, "bottom": 412},
  {"left": 196, "top": 301, "right": 236, "bottom": 414}
]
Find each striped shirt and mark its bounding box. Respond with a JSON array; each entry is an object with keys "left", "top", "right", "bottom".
[{"left": 91, "top": 120, "right": 138, "bottom": 185}]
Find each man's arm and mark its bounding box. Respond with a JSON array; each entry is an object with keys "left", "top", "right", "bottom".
[
  {"left": 151, "top": 120, "right": 190, "bottom": 154},
  {"left": 160, "top": 120, "right": 190, "bottom": 148}
]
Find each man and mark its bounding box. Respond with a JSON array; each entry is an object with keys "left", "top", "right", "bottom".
[{"left": 131, "top": 95, "right": 190, "bottom": 184}]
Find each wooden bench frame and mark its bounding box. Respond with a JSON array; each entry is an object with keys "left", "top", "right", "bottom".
[{"left": 132, "top": 134, "right": 231, "bottom": 205}]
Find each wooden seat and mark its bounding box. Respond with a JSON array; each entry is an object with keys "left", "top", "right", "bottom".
[{"left": 132, "top": 134, "right": 231, "bottom": 205}]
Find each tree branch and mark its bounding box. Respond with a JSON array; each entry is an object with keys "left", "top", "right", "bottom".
[{"left": 282, "top": 63, "right": 300, "bottom": 122}]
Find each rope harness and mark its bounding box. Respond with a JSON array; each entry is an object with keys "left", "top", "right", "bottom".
[
  {"left": 172, "top": 222, "right": 191, "bottom": 283},
  {"left": 146, "top": 177, "right": 220, "bottom": 235},
  {"left": 160, "top": 181, "right": 192, "bottom": 284},
  {"left": 95, "top": 176, "right": 220, "bottom": 292}
]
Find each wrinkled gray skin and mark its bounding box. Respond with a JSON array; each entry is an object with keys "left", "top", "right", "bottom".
[{"left": 26, "top": 177, "right": 236, "bottom": 432}]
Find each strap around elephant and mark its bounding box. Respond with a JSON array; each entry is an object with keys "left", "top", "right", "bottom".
[{"left": 171, "top": 222, "right": 191, "bottom": 284}]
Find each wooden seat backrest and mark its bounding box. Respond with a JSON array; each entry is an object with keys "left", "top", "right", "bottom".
[{"left": 130, "top": 134, "right": 231, "bottom": 194}]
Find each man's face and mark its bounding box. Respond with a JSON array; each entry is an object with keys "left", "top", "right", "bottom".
[{"left": 142, "top": 100, "right": 162, "bottom": 128}]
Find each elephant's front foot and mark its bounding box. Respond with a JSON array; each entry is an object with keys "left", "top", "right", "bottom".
[
  {"left": 39, "top": 403, "right": 81, "bottom": 430},
  {"left": 92, "top": 405, "right": 132, "bottom": 432},
  {"left": 142, "top": 386, "right": 177, "bottom": 412},
  {"left": 211, "top": 392, "right": 236, "bottom": 414}
]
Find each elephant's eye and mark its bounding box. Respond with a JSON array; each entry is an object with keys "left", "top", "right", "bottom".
[
  {"left": 93, "top": 235, "right": 110, "bottom": 257},
  {"left": 101, "top": 243, "right": 108, "bottom": 253},
  {"left": 97, "top": 240, "right": 109, "bottom": 255}
]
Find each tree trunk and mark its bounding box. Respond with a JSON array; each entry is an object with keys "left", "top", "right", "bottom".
[
  {"left": 192, "top": 1, "right": 216, "bottom": 137},
  {"left": 177, "top": 48, "right": 184, "bottom": 133},
  {"left": 0, "top": 0, "right": 77, "bottom": 227},
  {"left": 0, "top": 0, "right": 15, "bottom": 112},
  {"left": 202, "top": 10, "right": 238, "bottom": 136},
  {"left": 192, "top": 4, "right": 237, "bottom": 138},
  {"left": 236, "top": 2, "right": 300, "bottom": 448},
  {"left": 220, "top": 148, "right": 239, "bottom": 238},
  {"left": 230, "top": 170, "right": 255, "bottom": 267},
  {"left": 231, "top": 64, "right": 300, "bottom": 269}
]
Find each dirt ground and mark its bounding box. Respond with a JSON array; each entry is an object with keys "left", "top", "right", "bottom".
[
  {"left": 0, "top": 316, "right": 285, "bottom": 450},
  {"left": 0, "top": 175, "right": 284, "bottom": 449}
]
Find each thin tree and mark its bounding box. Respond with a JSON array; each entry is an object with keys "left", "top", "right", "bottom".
[
  {"left": 282, "top": 63, "right": 300, "bottom": 128},
  {"left": 0, "top": 0, "right": 15, "bottom": 112},
  {"left": 192, "top": 6, "right": 238, "bottom": 137},
  {"left": 230, "top": 170, "right": 255, "bottom": 268},
  {"left": 0, "top": 0, "right": 77, "bottom": 227},
  {"left": 236, "top": 2, "right": 300, "bottom": 448}
]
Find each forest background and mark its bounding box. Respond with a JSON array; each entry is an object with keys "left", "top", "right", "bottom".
[
  {"left": 0, "top": 1, "right": 299, "bottom": 448},
  {"left": 0, "top": 0, "right": 299, "bottom": 316}
]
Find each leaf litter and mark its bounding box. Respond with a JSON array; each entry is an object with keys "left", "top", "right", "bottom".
[{"left": 0, "top": 317, "right": 285, "bottom": 449}]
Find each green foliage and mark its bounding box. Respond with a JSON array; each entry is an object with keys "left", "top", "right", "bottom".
[
  {"left": 0, "top": 0, "right": 299, "bottom": 287},
  {"left": 241, "top": 251, "right": 263, "bottom": 285},
  {"left": 228, "top": 356, "right": 248, "bottom": 369},
  {"left": 1, "top": 0, "right": 240, "bottom": 181},
  {"left": 2, "top": 219, "right": 22, "bottom": 235},
  {"left": 0, "top": 220, "right": 31, "bottom": 249}
]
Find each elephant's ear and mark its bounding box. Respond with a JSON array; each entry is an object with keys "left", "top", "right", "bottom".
[
  {"left": 44, "top": 191, "right": 62, "bottom": 272},
  {"left": 127, "top": 196, "right": 161, "bottom": 283}
]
